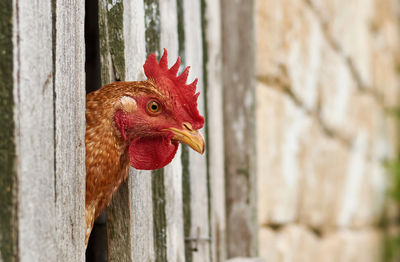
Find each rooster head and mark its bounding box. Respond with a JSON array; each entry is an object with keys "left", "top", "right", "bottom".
[{"left": 114, "top": 49, "right": 205, "bottom": 170}]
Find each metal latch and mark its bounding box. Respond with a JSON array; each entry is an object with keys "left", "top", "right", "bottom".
[{"left": 185, "top": 227, "right": 211, "bottom": 252}]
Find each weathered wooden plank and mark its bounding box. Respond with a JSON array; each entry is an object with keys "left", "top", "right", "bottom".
[
  {"left": 123, "top": 0, "right": 156, "bottom": 261},
  {"left": 54, "top": 1, "right": 86, "bottom": 260},
  {"left": 175, "top": 2, "right": 194, "bottom": 261},
  {"left": 159, "top": 1, "right": 186, "bottom": 261},
  {"left": 221, "top": 0, "right": 258, "bottom": 258},
  {"left": 201, "top": 0, "right": 227, "bottom": 261},
  {"left": 97, "top": 0, "right": 135, "bottom": 260},
  {"left": 181, "top": 145, "right": 193, "bottom": 262},
  {"left": 98, "top": 0, "right": 125, "bottom": 84},
  {"left": 151, "top": 168, "right": 167, "bottom": 261},
  {"left": 12, "top": 0, "right": 56, "bottom": 261},
  {"left": 128, "top": 170, "right": 155, "bottom": 261},
  {"left": 176, "top": 1, "right": 211, "bottom": 261},
  {"left": 163, "top": 146, "right": 185, "bottom": 262},
  {"left": 99, "top": 0, "right": 157, "bottom": 260},
  {"left": 100, "top": 0, "right": 158, "bottom": 260},
  {"left": 107, "top": 181, "right": 133, "bottom": 261},
  {"left": 123, "top": 0, "right": 146, "bottom": 81},
  {"left": 0, "top": 1, "right": 17, "bottom": 260},
  {"left": 142, "top": 1, "right": 170, "bottom": 261},
  {"left": 183, "top": 1, "right": 211, "bottom": 261},
  {"left": 144, "top": 0, "right": 161, "bottom": 57},
  {"left": 97, "top": 0, "right": 133, "bottom": 260}
]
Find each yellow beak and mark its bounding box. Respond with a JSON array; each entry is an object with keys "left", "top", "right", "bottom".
[{"left": 164, "top": 123, "right": 205, "bottom": 154}]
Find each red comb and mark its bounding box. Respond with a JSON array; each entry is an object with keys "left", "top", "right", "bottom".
[{"left": 143, "top": 49, "right": 204, "bottom": 127}]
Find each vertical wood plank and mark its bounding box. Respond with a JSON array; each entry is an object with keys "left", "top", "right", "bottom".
[
  {"left": 13, "top": 0, "right": 56, "bottom": 261},
  {"left": 123, "top": 0, "right": 146, "bottom": 82},
  {"left": 123, "top": 0, "right": 156, "bottom": 261},
  {"left": 151, "top": 168, "right": 167, "bottom": 261},
  {"left": 183, "top": 1, "right": 211, "bottom": 261},
  {"left": 97, "top": 0, "right": 135, "bottom": 260},
  {"left": 54, "top": 0, "right": 86, "bottom": 260},
  {"left": 159, "top": 1, "right": 186, "bottom": 261},
  {"left": 0, "top": 0, "right": 17, "bottom": 260},
  {"left": 103, "top": 0, "right": 158, "bottom": 260},
  {"left": 98, "top": 0, "right": 163, "bottom": 260},
  {"left": 142, "top": 1, "right": 170, "bottom": 261},
  {"left": 106, "top": 181, "right": 132, "bottom": 261},
  {"left": 201, "top": 0, "right": 227, "bottom": 261},
  {"left": 128, "top": 170, "right": 155, "bottom": 261},
  {"left": 98, "top": 0, "right": 125, "bottom": 84},
  {"left": 221, "top": 0, "right": 258, "bottom": 258},
  {"left": 175, "top": 2, "right": 194, "bottom": 261},
  {"left": 97, "top": 0, "right": 133, "bottom": 260}
]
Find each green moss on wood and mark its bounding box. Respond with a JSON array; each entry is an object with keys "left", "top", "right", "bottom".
[
  {"left": 98, "top": 1, "right": 110, "bottom": 84},
  {"left": 143, "top": 0, "right": 167, "bottom": 260},
  {"left": 144, "top": 0, "right": 161, "bottom": 58},
  {"left": 176, "top": 0, "right": 185, "bottom": 60},
  {"left": 98, "top": 0, "right": 125, "bottom": 84},
  {"left": 175, "top": 1, "right": 194, "bottom": 260},
  {"left": 0, "top": 0, "right": 17, "bottom": 260},
  {"left": 151, "top": 169, "right": 167, "bottom": 262},
  {"left": 106, "top": 0, "right": 125, "bottom": 81},
  {"left": 107, "top": 181, "right": 133, "bottom": 262},
  {"left": 98, "top": 0, "right": 131, "bottom": 259}
]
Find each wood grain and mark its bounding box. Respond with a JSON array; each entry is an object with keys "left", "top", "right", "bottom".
[
  {"left": 106, "top": 181, "right": 133, "bottom": 262},
  {"left": 13, "top": 0, "right": 56, "bottom": 261},
  {"left": 221, "top": 0, "right": 258, "bottom": 258},
  {"left": 54, "top": 0, "right": 86, "bottom": 260},
  {"left": 103, "top": 0, "right": 160, "bottom": 260},
  {"left": 98, "top": 0, "right": 125, "bottom": 84},
  {"left": 98, "top": 0, "right": 133, "bottom": 260},
  {"left": 123, "top": 0, "right": 156, "bottom": 260},
  {"left": 159, "top": 0, "right": 186, "bottom": 261},
  {"left": 142, "top": 1, "right": 169, "bottom": 261},
  {"left": 183, "top": 1, "right": 211, "bottom": 261},
  {"left": 97, "top": 0, "right": 134, "bottom": 260},
  {"left": 202, "top": 0, "right": 227, "bottom": 261}
]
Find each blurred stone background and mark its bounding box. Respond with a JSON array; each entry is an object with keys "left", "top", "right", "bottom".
[{"left": 256, "top": 0, "right": 400, "bottom": 261}]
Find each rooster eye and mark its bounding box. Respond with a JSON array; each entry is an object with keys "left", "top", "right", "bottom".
[{"left": 147, "top": 100, "right": 162, "bottom": 115}]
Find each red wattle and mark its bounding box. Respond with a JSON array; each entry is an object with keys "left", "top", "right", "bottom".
[{"left": 128, "top": 136, "right": 178, "bottom": 170}]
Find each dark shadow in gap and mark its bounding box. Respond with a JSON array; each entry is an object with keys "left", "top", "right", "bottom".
[{"left": 85, "top": 0, "right": 107, "bottom": 261}]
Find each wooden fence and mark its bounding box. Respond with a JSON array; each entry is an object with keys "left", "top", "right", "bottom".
[{"left": 0, "top": 0, "right": 256, "bottom": 261}]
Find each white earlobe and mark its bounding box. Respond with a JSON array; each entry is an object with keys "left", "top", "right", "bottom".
[{"left": 117, "top": 96, "right": 137, "bottom": 113}]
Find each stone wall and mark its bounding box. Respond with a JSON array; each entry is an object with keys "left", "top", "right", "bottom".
[{"left": 256, "top": 0, "right": 400, "bottom": 261}]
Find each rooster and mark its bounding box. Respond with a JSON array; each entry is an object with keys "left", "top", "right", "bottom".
[{"left": 85, "top": 49, "right": 205, "bottom": 245}]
